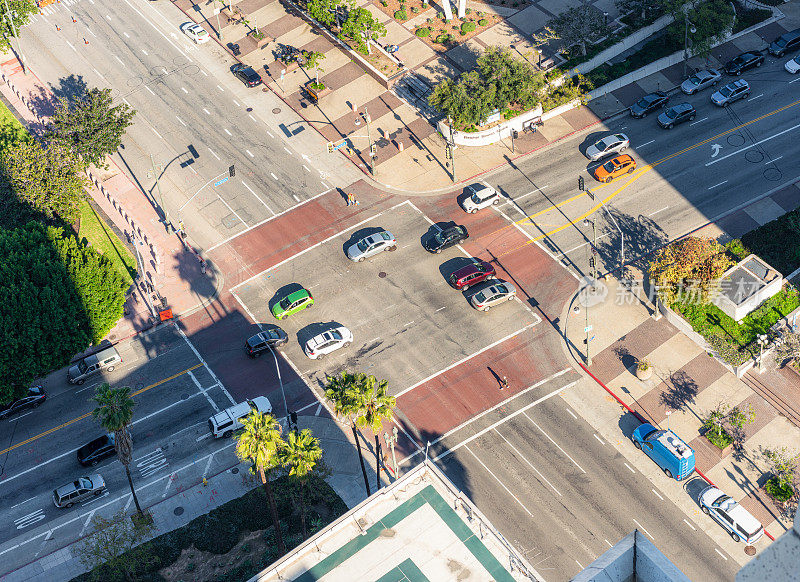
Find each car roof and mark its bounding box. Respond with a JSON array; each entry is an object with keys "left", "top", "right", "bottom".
[
  {"left": 725, "top": 79, "right": 749, "bottom": 90},
  {"left": 727, "top": 504, "right": 762, "bottom": 533},
  {"left": 696, "top": 70, "right": 716, "bottom": 79},
  {"left": 670, "top": 102, "right": 694, "bottom": 112},
  {"left": 643, "top": 91, "right": 666, "bottom": 100},
  {"left": 453, "top": 260, "right": 489, "bottom": 278},
  {"left": 285, "top": 289, "right": 310, "bottom": 302},
  {"left": 611, "top": 154, "right": 633, "bottom": 164}
]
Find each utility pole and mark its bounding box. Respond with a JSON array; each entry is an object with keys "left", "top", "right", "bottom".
[
  {"left": 364, "top": 108, "right": 374, "bottom": 176},
  {"left": 383, "top": 427, "right": 398, "bottom": 478},
  {"left": 447, "top": 116, "right": 457, "bottom": 183},
  {"left": 2, "top": 0, "right": 25, "bottom": 74},
  {"left": 213, "top": 0, "right": 223, "bottom": 39},
  {"left": 148, "top": 154, "right": 172, "bottom": 232},
  {"left": 683, "top": 14, "right": 696, "bottom": 77}
]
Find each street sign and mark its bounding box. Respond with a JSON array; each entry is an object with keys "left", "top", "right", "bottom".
[
  {"left": 332, "top": 140, "right": 347, "bottom": 151},
  {"left": 584, "top": 325, "right": 593, "bottom": 333},
  {"left": 213, "top": 177, "right": 229, "bottom": 187}
]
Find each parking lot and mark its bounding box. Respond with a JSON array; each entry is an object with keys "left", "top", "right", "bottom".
[{"left": 231, "top": 200, "right": 541, "bottom": 395}]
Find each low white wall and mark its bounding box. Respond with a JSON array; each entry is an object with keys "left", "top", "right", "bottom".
[{"left": 437, "top": 104, "right": 543, "bottom": 147}]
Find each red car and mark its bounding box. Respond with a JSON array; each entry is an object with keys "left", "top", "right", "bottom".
[{"left": 449, "top": 259, "right": 496, "bottom": 290}]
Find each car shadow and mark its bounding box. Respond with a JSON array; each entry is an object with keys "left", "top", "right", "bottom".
[
  {"left": 684, "top": 475, "right": 710, "bottom": 504},
  {"left": 455, "top": 183, "right": 481, "bottom": 208},
  {"left": 342, "top": 226, "right": 386, "bottom": 255},
  {"left": 578, "top": 131, "right": 607, "bottom": 158},
  {"left": 269, "top": 283, "right": 306, "bottom": 314},
  {"left": 296, "top": 321, "right": 345, "bottom": 348},
  {"left": 420, "top": 221, "right": 460, "bottom": 250}
]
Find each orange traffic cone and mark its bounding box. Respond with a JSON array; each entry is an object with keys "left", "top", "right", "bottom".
[
  {"left": 84, "top": 38, "right": 89, "bottom": 45},
  {"left": 72, "top": 16, "right": 77, "bottom": 23},
  {"left": 55, "top": 24, "right": 61, "bottom": 31}
]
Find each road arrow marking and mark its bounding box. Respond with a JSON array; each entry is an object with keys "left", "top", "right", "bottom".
[{"left": 711, "top": 144, "right": 722, "bottom": 157}]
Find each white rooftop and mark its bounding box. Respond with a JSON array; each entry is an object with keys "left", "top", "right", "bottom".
[{"left": 657, "top": 431, "right": 693, "bottom": 459}]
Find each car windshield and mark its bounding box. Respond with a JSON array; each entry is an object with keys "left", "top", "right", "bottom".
[
  {"left": 495, "top": 284, "right": 508, "bottom": 294},
  {"left": 719, "top": 85, "right": 734, "bottom": 97},
  {"left": 77, "top": 360, "right": 88, "bottom": 374},
  {"left": 265, "top": 330, "right": 280, "bottom": 339},
  {"left": 279, "top": 297, "right": 292, "bottom": 309},
  {"left": 80, "top": 477, "right": 93, "bottom": 489},
  {"left": 712, "top": 494, "right": 732, "bottom": 508},
  {"left": 688, "top": 75, "right": 701, "bottom": 86},
  {"left": 470, "top": 193, "right": 482, "bottom": 203},
  {"left": 602, "top": 159, "right": 617, "bottom": 172},
  {"left": 380, "top": 232, "right": 391, "bottom": 241},
  {"left": 357, "top": 238, "right": 371, "bottom": 252},
  {"left": 776, "top": 38, "right": 787, "bottom": 47},
  {"left": 330, "top": 330, "right": 343, "bottom": 340},
  {"left": 474, "top": 291, "right": 487, "bottom": 303}
]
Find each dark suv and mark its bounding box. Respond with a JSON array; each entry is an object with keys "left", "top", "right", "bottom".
[
  {"left": 629, "top": 91, "right": 668, "bottom": 118},
  {"left": 769, "top": 28, "right": 800, "bottom": 57},
  {"left": 0, "top": 386, "right": 46, "bottom": 420},
  {"left": 657, "top": 102, "right": 696, "bottom": 129},
  {"left": 711, "top": 79, "right": 750, "bottom": 106},
  {"left": 231, "top": 63, "right": 263, "bottom": 87},
  {"left": 245, "top": 328, "right": 289, "bottom": 357},
  {"left": 724, "top": 52, "right": 764, "bottom": 75},
  {"left": 77, "top": 434, "right": 116, "bottom": 467},
  {"left": 424, "top": 225, "right": 469, "bottom": 254}
]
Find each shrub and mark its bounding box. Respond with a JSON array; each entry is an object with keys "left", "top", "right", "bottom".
[
  {"left": 394, "top": 8, "right": 407, "bottom": 19},
  {"left": 435, "top": 33, "right": 450, "bottom": 43},
  {"left": 415, "top": 27, "right": 430, "bottom": 37},
  {"left": 465, "top": 7, "right": 471, "bottom": 14},
  {"left": 478, "top": 18, "right": 487, "bottom": 25},
  {"left": 461, "top": 21, "right": 476, "bottom": 33},
  {"left": 381, "top": 0, "right": 387, "bottom": 5},
  {"left": 765, "top": 476, "right": 794, "bottom": 502},
  {"left": 411, "top": 5, "right": 418, "bottom": 12},
  {"left": 725, "top": 239, "right": 750, "bottom": 261}
]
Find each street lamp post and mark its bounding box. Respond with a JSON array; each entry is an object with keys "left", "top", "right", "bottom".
[
  {"left": 267, "top": 344, "right": 289, "bottom": 423},
  {"left": 447, "top": 116, "right": 457, "bottom": 183},
  {"left": 148, "top": 154, "right": 172, "bottom": 233},
  {"left": 213, "top": 0, "right": 223, "bottom": 40},
  {"left": 364, "top": 109, "right": 374, "bottom": 176},
  {"left": 2, "top": 0, "right": 25, "bottom": 74},
  {"left": 683, "top": 15, "right": 696, "bottom": 77}
]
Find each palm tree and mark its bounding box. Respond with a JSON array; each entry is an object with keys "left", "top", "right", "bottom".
[
  {"left": 353, "top": 375, "right": 395, "bottom": 491},
  {"left": 324, "top": 371, "right": 371, "bottom": 496},
  {"left": 91, "top": 383, "right": 142, "bottom": 516},
  {"left": 279, "top": 428, "right": 322, "bottom": 539},
  {"left": 234, "top": 411, "right": 287, "bottom": 554}
]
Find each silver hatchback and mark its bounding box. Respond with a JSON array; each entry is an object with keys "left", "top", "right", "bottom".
[
  {"left": 53, "top": 474, "right": 106, "bottom": 508},
  {"left": 470, "top": 281, "right": 517, "bottom": 311},
  {"left": 585, "top": 134, "right": 629, "bottom": 161}
]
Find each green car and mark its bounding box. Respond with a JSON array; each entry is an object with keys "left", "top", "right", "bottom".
[{"left": 271, "top": 288, "right": 314, "bottom": 320}]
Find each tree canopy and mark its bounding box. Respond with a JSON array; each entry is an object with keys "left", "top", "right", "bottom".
[
  {"left": 0, "top": 1, "right": 38, "bottom": 55},
  {"left": 648, "top": 236, "right": 733, "bottom": 304},
  {"left": 339, "top": 7, "right": 386, "bottom": 54},
  {"left": 47, "top": 87, "right": 135, "bottom": 169},
  {"left": 549, "top": 5, "right": 609, "bottom": 57}
]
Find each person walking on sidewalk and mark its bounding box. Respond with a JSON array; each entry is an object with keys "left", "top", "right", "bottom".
[{"left": 500, "top": 376, "right": 509, "bottom": 390}]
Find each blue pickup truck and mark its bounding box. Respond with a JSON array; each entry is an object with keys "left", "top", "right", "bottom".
[{"left": 632, "top": 423, "right": 696, "bottom": 480}]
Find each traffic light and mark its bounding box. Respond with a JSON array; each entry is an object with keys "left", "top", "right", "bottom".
[
  {"left": 370, "top": 143, "right": 377, "bottom": 156},
  {"left": 327, "top": 142, "right": 334, "bottom": 154},
  {"left": 578, "top": 176, "right": 585, "bottom": 192},
  {"left": 589, "top": 257, "right": 595, "bottom": 269},
  {"left": 445, "top": 145, "right": 452, "bottom": 159},
  {"left": 228, "top": 165, "right": 235, "bottom": 177},
  {"left": 512, "top": 130, "right": 518, "bottom": 139}
]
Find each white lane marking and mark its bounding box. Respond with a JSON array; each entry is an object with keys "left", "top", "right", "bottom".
[
  {"left": 202, "top": 455, "right": 215, "bottom": 478},
  {"left": 87, "top": 28, "right": 97, "bottom": 38},
  {"left": 150, "top": 125, "right": 163, "bottom": 140},
  {"left": 9, "top": 497, "right": 35, "bottom": 511},
  {"left": 495, "top": 429, "right": 562, "bottom": 496},
  {"left": 565, "top": 408, "right": 577, "bottom": 419},
  {"left": 266, "top": 130, "right": 274, "bottom": 138},
  {"left": 136, "top": 448, "right": 168, "bottom": 479},
  {"left": 241, "top": 180, "right": 275, "bottom": 215},
  {"left": 708, "top": 180, "right": 728, "bottom": 190},
  {"left": 217, "top": 84, "right": 224, "bottom": 92},
  {"left": 14, "top": 510, "right": 46, "bottom": 530},
  {"left": 142, "top": 49, "right": 148, "bottom": 56},
  {"left": 246, "top": 149, "right": 254, "bottom": 157},
  {"left": 123, "top": 32, "right": 130, "bottom": 38},
  {"left": 638, "top": 139, "right": 655, "bottom": 147},
  {"left": 79, "top": 510, "right": 97, "bottom": 537},
  {"left": 293, "top": 194, "right": 300, "bottom": 202},
  {"left": 175, "top": 115, "right": 187, "bottom": 127},
  {"left": 203, "top": 108, "right": 210, "bottom": 115},
  {"left": 403, "top": 321, "right": 414, "bottom": 327},
  {"left": 201, "top": 70, "right": 207, "bottom": 76},
  {"left": 523, "top": 413, "right": 586, "bottom": 473},
  {"left": 66, "top": 40, "right": 76, "bottom": 52},
  {"left": 502, "top": 186, "right": 549, "bottom": 206},
  {"left": 624, "top": 462, "right": 636, "bottom": 473},
  {"left": 187, "top": 370, "right": 219, "bottom": 412},
  {"left": 791, "top": 77, "right": 800, "bottom": 84},
  {"left": 145, "top": 86, "right": 155, "bottom": 95},
  {"left": 233, "top": 99, "right": 240, "bottom": 106},
  {"left": 648, "top": 205, "right": 669, "bottom": 216},
  {"left": 604, "top": 539, "right": 613, "bottom": 547},
  {"left": 466, "top": 445, "right": 533, "bottom": 516},
  {"left": 575, "top": 560, "right": 583, "bottom": 569},
  {"left": 321, "top": 181, "right": 329, "bottom": 188},
  {"left": 632, "top": 519, "right": 654, "bottom": 539},
  {"left": 689, "top": 117, "right": 708, "bottom": 126},
  {"left": 208, "top": 147, "right": 220, "bottom": 160},
  {"left": 224, "top": 128, "right": 232, "bottom": 136},
  {"left": 175, "top": 326, "right": 235, "bottom": 405},
  {"left": 283, "top": 147, "right": 292, "bottom": 154},
  {"left": 315, "top": 403, "right": 322, "bottom": 415},
  {"left": 206, "top": 188, "right": 332, "bottom": 252},
  {"left": 435, "top": 306, "right": 446, "bottom": 312},
  {"left": 684, "top": 519, "right": 696, "bottom": 531},
  {"left": 715, "top": 548, "right": 728, "bottom": 560},
  {"left": 249, "top": 114, "right": 256, "bottom": 121},
  {"left": 748, "top": 94, "right": 763, "bottom": 102},
  {"left": 302, "top": 164, "right": 310, "bottom": 172},
  {"left": 181, "top": 87, "right": 188, "bottom": 94},
  {"left": 651, "top": 488, "right": 664, "bottom": 500},
  {"left": 162, "top": 472, "right": 177, "bottom": 497},
  {"left": 706, "top": 120, "right": 800, "bottom": 166},
  {"left": 114, "top": 55, "right": 125, "bottom": 67},
  {"left": 161, "top": 68, "right": 167, "bottom": 74},
  {"left": 271, "top": 172, "right": 278, "bottom": 180},
  {"left": 593, "top": 433, "right": 604, "bottom": 445},
  {"left": 770, "top": 156, "right": 783, "bottom": 164}
]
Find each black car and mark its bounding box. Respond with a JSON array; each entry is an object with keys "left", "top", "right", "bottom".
[
  {"left": 231, "top": 63, "right": 263, "bottom": 87},
  {"left": 77, "top": 434, "right": 116, "bottom": 467},
  {"left": 629, "top": 91, "right": 669, "bottom": 118},
  {"left": 725, "top": 52, "right": 765, "bottom": 75},
  {"left": 424, "top": 225, "right": 469, "bottom": 254},
  {"left": 245, "top": 328, "right": 289, "bottom": 357},
  {"left": 0, "top": 386, "right": 46, "bottom": 420},
  {"left": 657, "top": 102, "right": 696, "bottom": 129}
]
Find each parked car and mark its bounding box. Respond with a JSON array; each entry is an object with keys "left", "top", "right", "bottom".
[
  {"left": 0, "top": 385, "right": 46, "bottom": 420},
  {"left": 424, "top": 224, "right": 469, "bottom": 254},
  {"left": 77, "top": 435, "right": 116, "bottom": 467},
  {"left": 711, "top": 79, "right": 750, "bottom": 106},
  {"left": 725, "top": 52, "right": 764, "bottom": 75},
  {"left": 208, "top": 397, "right": 272, "bottom": 438},
  {"left": 629, "top": 91, "right": 668, "bottom": 118},
  {"left": 180, "top": 22, "right": 210, "bottom": 44},
  {"left": 304, "top": 326, "right": 353, "bottom": 359},
  {"left": 769, "top": 27, "right": 800, "bottom": 57},
  {"left": 449, "top": 259, "right": 496, "bottom": 290},
  {"left": 786, "top": 55, "right": 800, "bottom": 74},
  {"left": 680, "top": 68, "right": 722, "bottom": 94},
  {"left": 346, "top": 230, "right": 397, "bottom": 262},
  {"left": 592, "top": 154, "right": 636, "bottom": 183},
  {"left": 657, "top": 102, "right": 696, "bottom": 129},
  {"left": 53, "top": 475, "right": 106, "bottom": 508},
  {"left": 461, "top": 182, "right": 500, "bottom": 213},
  {"left": 585, "top": 133, "right": 629, "bottom": 161},
  {"left": 68, "top": 347, "right": 122, "bottom": 385},
  {"left": 245, "top": 328, "right": 289, "bottom": 357},
  {"left": 632, "top": 423, "right": 695, "bottom": 480},
  {"left": 699, "top": 485, "right": 764, "bottom": 543},
  {"left": 231, "top": 63, "right": 263, "bottom": 87},
  {"left": 271, "top": 288, "right": 314, "bottom": 320},
  {"left": 470, "top": 281, "right": 516, "bottom": 311}
]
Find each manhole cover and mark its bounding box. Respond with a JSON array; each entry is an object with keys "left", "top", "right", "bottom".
[
  {"left": 378, "top": 272, "right": 387, "bottom": 278},
  {"left": 744, "top": 545, "right": 756, "bottom": 556},
  {"left": 727, "top": 133, "right": 746, "bottom": 147},
  {"left": 745, "top": 150, "right": 764, "bottom": 164},
  {"left": 174, "top": 507, "right": 184, "bottom": 516},
  {"left": 272, "top": 108, "right": 281, "bottom": 114},
  {"left": 231, "top": 467, "right": 239, "bottom": 474},
  {"left": 764, "top": 167, "right": 782, "bottom": 182}
]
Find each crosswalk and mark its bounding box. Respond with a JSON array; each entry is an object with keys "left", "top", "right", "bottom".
[{"left": 33, "top": 0, "right": 91, "bottom": 19}]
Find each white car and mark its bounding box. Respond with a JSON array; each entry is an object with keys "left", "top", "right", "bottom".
[
  {"left": 585, "top": 133, "right": 629, "bottom": 161},
  {"left": 181, "top": 22, "right": 210, "bottom": 44},
  {"left": 461, "top": 182, "right": 500, "bottom": 213},
  {"left": 304, "top": 326, "right": 353, "bottom": 359},
  {"left": 346, "top": 230, "right": 397, "bottom": 262},
  {"left": 786, "top": 56, "right": 800, "bottom": 74},
  {"left": 699, "top": 485, "right": 764, "bottom": 544}
]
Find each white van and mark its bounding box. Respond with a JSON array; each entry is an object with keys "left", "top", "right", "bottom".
[
  {"left": 67, "top": 347, "right": 122, "bottom": 385},
  {"left": 208, "top": 396, "right": 272, "bottom": 438}
]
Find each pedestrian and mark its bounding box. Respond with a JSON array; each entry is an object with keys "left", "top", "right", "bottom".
[
  {"left": 346, "top": 192, "right": 354, "bottom": 206},
  {"left": 500, "top": 376, "right": 509, "bottom": 390}
]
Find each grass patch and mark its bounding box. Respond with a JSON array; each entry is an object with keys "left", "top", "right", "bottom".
[
  {"left": 732, "top": 6, "right": 772, "bottom": 33},
  {"left": 0, "top": 100, "right": 33, "bottom": 149},
  {"left": 672, "top": 285, "right": 800, "bottom": 365},
  {"left": 78, "top": 201, "right": 136, "bottom": 287}
]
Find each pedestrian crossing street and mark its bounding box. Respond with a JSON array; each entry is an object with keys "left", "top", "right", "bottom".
[{"left": 32, "top": 0, "right": 92, "bottom": 20}]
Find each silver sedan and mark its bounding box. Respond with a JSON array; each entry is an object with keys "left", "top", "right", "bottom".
[
  {"left": 346, "top": 230, "right": 397, "bottom": 262},
  {"left": 585, "top": 134, "right": 629, "bottom": 161},
  {"left": 680, "top": 68, "right": 721, "bottom": 94},
  {"left": 470, "top": 281, "right": 517, "bottom": 311}
]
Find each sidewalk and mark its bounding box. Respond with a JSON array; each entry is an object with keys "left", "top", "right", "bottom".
[
  {"left": 0, "top": 60, "right": 220, "bottom": 345},
  {"left": 1, "top": 415, "right": 371, "bottom": 582},
  {"left": 561, "top": 276, "right": 799, "bottom": 561}
]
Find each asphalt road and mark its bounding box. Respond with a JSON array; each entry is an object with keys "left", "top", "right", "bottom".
[
  {"left": 19, "top": 0, "right": 360, "bottom": 249},
  {"left": 489, "top": 55, "right": 800, "bottom": 277}
]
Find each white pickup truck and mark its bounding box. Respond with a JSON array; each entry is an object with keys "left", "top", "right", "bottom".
[{"left": 208, "top": 396, "right": 273, "bottom": 438}]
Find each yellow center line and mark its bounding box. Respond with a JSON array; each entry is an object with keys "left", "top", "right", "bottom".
[{"left": 0, "top": 363, "right": 204, "bottom": 458}]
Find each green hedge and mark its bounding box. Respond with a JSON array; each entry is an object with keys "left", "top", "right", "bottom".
[
  {"left": 765, "top": 476, "right": 794, "bottom": 502},
  {"left": 703, "top": 424, "right": 733, "bottom": 449},
  {"left": 415, "top": 27, "right": 430, "bottom": 37},
  {"left": 741, "top": 208, "right": 800, "bottom": 275},
  {"left": 733, "top": 6, "right": 772, "bottom": 33}
]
